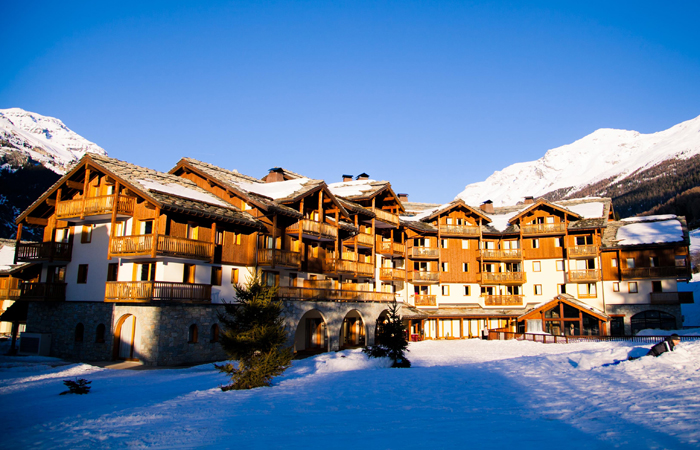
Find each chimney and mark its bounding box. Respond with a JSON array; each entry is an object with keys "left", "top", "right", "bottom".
[
  {"left": 524, "top": 196, "right": 535, "bottom": 205},
  {"left": 264, "top": 168, "right": 284, "bottom": 183},
  {"left": 480, "top": 200, "right": 494, "bottom": 214},
  {"left": 342, "top": 174, "right": 353, "bottom": 182},
  {"left": 397, "top": 193, "right": 408, "bottom": 202},
  {"left": 356, "top": 172, "right": 369, "bottom": 180}
]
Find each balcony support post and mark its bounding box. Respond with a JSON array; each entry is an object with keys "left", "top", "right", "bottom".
[
  {"left": 81, "top": 167, "right": 90, "bottom": 220},
  {"left": 108, "top": 182, "right": 120, "bottom": 260},
  {"left": 210, "top": 221, "right": 216, "bottom": 264},
  {"left": 151, "top": 206, "right": 160, "bottom": 259},
  {"left": 271, "top": 215, "right": 277, "bottom": 269}
]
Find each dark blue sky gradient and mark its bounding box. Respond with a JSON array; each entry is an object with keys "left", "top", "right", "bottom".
[{"left": 2, "top": 1, "right": 699, "bottom": 202}]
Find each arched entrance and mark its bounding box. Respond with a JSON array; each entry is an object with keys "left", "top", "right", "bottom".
[
  {"left": 339, "top": 310, "right": 366, "bottom": 349},
  {"left": 113, "top": 314, "right": 137, "bottom": 361},
  {"left": 294, "top": 310, "right": 328, "bottom": 354},
  {"left": 631, "top": 310, "right": 676, "bottom": 335},
  {"left": 375, "top": 310, "right": 390, "bottom": 345}
]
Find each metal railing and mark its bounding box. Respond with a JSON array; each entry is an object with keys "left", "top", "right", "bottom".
[
  {"left": 56, "top": 195, "right": 135, "bottom": 219},
  {"left": 521, "top": 223, "right": 567, "bottom": 235},
  {"left": 105, "top": 281, "right": 211, "bottom": 302},
  {"left": 258, "top": 249, "right": 301, "bottom": 267},
  {"left": 439, "top": 224, "right": 480, "bottom": 236},
  {"left": 483, "top": 295, "right": 523, "bottom": 306},
  {"left": 15, "top": 242, "right": 73, "bottom": 262},
  {"left": 19, "top": 283, "right": 66, "bottom": 301},
  {"left": 277, "top": 286, "right": 394, "bottom": 302}
]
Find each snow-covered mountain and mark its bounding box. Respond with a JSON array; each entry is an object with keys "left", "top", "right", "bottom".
[
  {"left": 456, "top": 115, "right": 700, "bottom": 207},
  {"left": 0, "top": 108, "right": 106, "bottom": 173}
]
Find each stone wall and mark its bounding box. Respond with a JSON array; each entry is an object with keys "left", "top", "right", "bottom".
[{"left": 606, "top": 303, "right": 683, "bottom": 335}]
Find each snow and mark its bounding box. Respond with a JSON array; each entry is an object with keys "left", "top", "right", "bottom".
[
  {"left": 636, "top": 328, "right": 700, "bottom": 336},
  {"left": 234, "top": 178, "right": 310, "bottom": 200},
  {"left": 457, "top": 114, "right": 700, "bottom": 207},
  {"left": 400, "top": 204, "right": 443, "bottom": 222},
  {"left": 621, "top": 214, "right": 678, "bottom": 222},
  {"left": 564, "top": 201, "right": 606, "bottom": 219},
  {"left": 2, "top": 339, "right": 700, "bottom": 448},
  {"left": 136, "top": 179, "right": 231, "bottom": 208},
  {"left": 487, "top": 208, "right": 525, "bottom": 231},
  {"left": 327, "top": 179, "right": 378, "bottom": 197},
  {"left": 615, "top": 219, "right": 684, "bottom": 245},
  {"left": 679, "top": 229, "right": 700, "bottom": 327},
  {"left": 0, "top": 243, "right": 16, "bottom": 271}
]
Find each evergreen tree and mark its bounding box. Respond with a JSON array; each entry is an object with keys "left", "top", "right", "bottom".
[
  {"left": 363, "top": 300, "right": 410, "bottom": 368},
  {"left": 215, "top": 276, "right": 293, "bottom": 390}
]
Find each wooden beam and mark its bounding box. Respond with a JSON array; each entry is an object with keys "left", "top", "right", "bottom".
[
  {"left": 80, "top": 168, "right": 90, "bottom": 220},
  {"left": 46, "top": 199, "right": 56, "bottom": 207},
  {"left": 25, "top": 217, "right": 48, "bottom": 226},
  {"left": 65, "top": 180, "right": 84, "bottom": 190},
  {"left": 151, "top": 206, "right": 160, "bottom": 259}
]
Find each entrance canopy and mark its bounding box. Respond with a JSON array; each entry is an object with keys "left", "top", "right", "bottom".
[{"left": 517, "top": 294, "right": 609, "bottom": 336}]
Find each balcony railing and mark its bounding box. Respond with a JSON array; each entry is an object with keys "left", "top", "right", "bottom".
[
  {"left": 567, "top": 269, "right": 601, "bottom": 283},
  {"left": 650, "top": 292, "right": 680, "bottom": 305},
  {"left": 480, "top": 272, "right": 526, "bottom": 284},
  {"left": 286, "top": 219, "right": 337, "bottom": 240},
  {"left": 479, "top": 249, "right": 522, "bottom": 260},
  {"left": 377, "top": 240, "right": 405, "bottom": 255},
  {"left": 15, "top": 242, "right": 72, "bottom": 262},
  {"left": 411, "top": 247, "right": 439, "bottom": 259},
  {"left": 0, "top": 288, "right": 21, "bottom": 300},
  {"left": 621, "top": 267, "right": 688, "bottom": 279},
  {"left": 19, "top": 283, "right": 66, "bottom": 301},
  {"left": 110, "top": 235, "right": 214, "bottom": 260},
  {"left": 347, "top": 233, "right": 374, "bottom": 247},
  {"left": 277, "top": 286, "right": 395, "bottom": 302},
  {"left": 105, "top": 281, "right": 211, "bottom": 302},
  {"left": 521, "top": 223, "right": 567, "bottom": 235},
  {"left": 483, "top": 295, "right": 523, "bottom": 306},
  {"left": 258, "top": 249, "right": 301, "bottom": 267},
  {"left": 567, "top": 246, "right": 597, "bottom": 258},
  {"left": 380, "top": 268, "right": 406, "bottom": 281},
  {"left": 337, "top": 259, "right": 357, "bottom": 273},
  {"left": 414, "top": 295, "right": 437, "bottom": 307},
  {"left": 411, "top": 271, "right": 440, "bottom": 283},
  {"left": 357, "top": 262, "right": 374, "bottom": 277},
  {"left": 369, "top": 208, "right": 400, "bottom": 226},
  {"left": 439, "top": 225, "right": 480, "bottom": 236},
  {"left": 56, "top": 195, "right": 136, "bottom": 220}
]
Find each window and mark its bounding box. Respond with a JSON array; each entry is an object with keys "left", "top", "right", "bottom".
[
  {"left": 107, "top": 263, "right": 119, "bottom": 282},
  {"left": 141, "top": 220, "right": 153, "bottom": 235},
  {"left": 215, "top": 229, "right": 224, "bottom": 245},
  {"left": 652, "top": 281, "right": 662, "bottom": 293},
  {"left": 532, "top": 239, "right": 539, "bottom": 249},
  {"left": 77, "top": 264, "right": 89, "bottom": 284},
  {"left": 626, "top": 258, "right": 635, "bottom": 269},
  {"left": 558, "top": 284, "right": 567, "bottom": 294},
  {"left": 650, "top": 257, "right": 659, "bottom": 267},
  {"left": 441, "top": 239, "right": 448, "bottom": 249},
  {"left": 48, "top": 266, "right": 66, "bottom": 283},
  {"left": 289, "top": 273, "right": 297, "bottom": 287},
  {"left": 441, "top": 285, "right": 449, "bottom": 296},
  {"left": 613, "top": 282, "right": 620, "bottom": 292},
  {"left": 183, "top": 264, "right": 196, "bottom": 284},
  {"left": 462, "top": 262, "right": 469, "bottom": 272},
  {"left": 554, "top": 237, "right": 563, "bottom": 248},
  {"left": 262, "top": 271, "right": 278, "bottom": 287},
  {"left": 461, "top": 240, "right": 469, "bottom": 249},
  {"left": 441, "top": 262, "right": 449, "bottom": 272},
  {"left": 55, "top": 228, "right": 70, "bottom": 243},
  {"left": 75, "top": 323, "right": 84, "bottom": 342},
  {"left": 463, "top": 285, "right": 470, "bottom": 296},
  {"left": 578, "top": 283, "right": 597, "bottom": 297},
  {"left": 611, "top": 258, "right": 618, "bottom": 268},
  {"left": 676, "top": 256, "right": 687, "bottom": 267},
  {"left": 210, "top": 324, "right": 219, "bottom": 343},
  {"left": 211, "top": 266, "right": 222, "bottom": 286},
  {"left": 532, "top": 261, "right": 541, "bottom": 272},
  {"left": 231, "top": 268, "right": 239, "bottom": 285},
  {"left": 556, "top": 260, "right": 565, "bottom": 271},
  {"left": 534, "top": 285, "right": 542, "bottom": 295},
  {"left": 187, "top": 223, "right": 199, "bottom": 240},
  {"left": 139, "top": 263, "right": 156, "bottom": 281},
  {"left": 631, "top": 310, "right": 677, "bottom": 335},
  {"left": 81, "top": 225, "right": 93, "bottom": 243},
  {"left": 188, "top": 324, "right": 198, "bottom": 343},
  {"left": 95, "top": 324, "right": 106, "bottom": 343},
  {"left": 628, "top": 282, "right": 638, "bottom": 293}
]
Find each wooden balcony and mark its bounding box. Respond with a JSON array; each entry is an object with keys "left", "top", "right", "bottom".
[
  {"left": 521, "top": 223, "right": 567, "bottom": 235},
  {"left": 483, "top": 295, "right": 523, "bottom": 307},
  {"left": 414, "top": 294, "right": 437, "bottom": 307},
  {"left": 15, "top": 242, "right": 72, "bottom": 262},
  {"left": 567, "top": 269, "right": 601, "bottom": 283},
  {"left": 344, "top": 233, "right": 373, "bottom": 248},
  {"left": 567, "top": 246, "right": 597, "bottom": 258},
  {"left": 110, "top": 235, "right": 214, "bottom": 260},
  {"left": 439, "top": 224, "right": 480, "bottom": 236},
  {"left": 650, "top": 292, "right": 681, "bottom": 305},
  {"left": 337, "top": 259, "right": 357, "bottom": 274},
  {"left": 286, "top": 219, "right": 337, "bottom": 240},
  {"left": 356, "top": 262, "right": 374, "bottom": 277},
  {"left": 56, "top": 195, "right": 136, "bottom": 220},
  {"left": 19, "top": 283, "right": 66, "bottom": 301},
  {"left": 621, "top": 267, "right": 688, "bottom": 279},
  {"left": 278, "top": 286, "right": 395, "bottom": 302},
  {"left": 411, "top": 271, "right": 439, "bottom": 284},
  {"left": 377, "top": 239, "right": 405, "bottom": 256},
  {"left": 0, "top": 288, "right": 21, "bottom": 300},
  {"left": 258, "top": 249, "right": 301, "bottom": 267},
  {"left": 410, "top": 247, "right": 439, "bottom": 259},
  {"left": 479, "top": 249, "right": 522, "bottom": 261},
  {"left": 105, "top": 281, "right": 211, "bottom": 303},
  {"left": 380, "top": 267, "right": 406, "bottom": 281},
  {"left": 480, "top": 272, "right": 526, "bottom": 285},
  {"left": 369, "top": 208, "right": 400, "bottom": 227}
]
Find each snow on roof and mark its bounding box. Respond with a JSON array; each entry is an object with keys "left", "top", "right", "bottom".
[
  {"left": 401, "top": 204, "right": 444, "bottom": 222},
  {"left": 621, "top": 214, "right": 678, "bottom": 222},
  {"left": 615, "top": 219, "right": 684, "bottom": 246},
  {"left": 137, "top": 179, "right": 230, "bottom": 208},
  {"left": 327, "top": 179, "right": 379, "bottom": 198},
  {"left": 235, "top": 178, "right": 310, "bottom": 200},
  {"left": 487, "top": 208, "right": 526, "bottom": 231},
  {"left": 0, "top": 242, "right": 16, "bottom": 271},
  {"left": 562, "top": 201, "right": 606, "bottom": 219}
]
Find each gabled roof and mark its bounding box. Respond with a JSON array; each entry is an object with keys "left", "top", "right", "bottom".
[
  {"left": 336, "top": 198, "right": 376, "bottom": 218},
  {"left": 327, "top": 179, "right": 405, "bottom": 212},
  {"left": 419, "top": 199, "right": 492, "bottom": 223},
  {"left": 400, "top": 218, "right": 437, "bottom": 234},
  {"left": 508, "top": 199, "right": 583, "bottom": 223},
  {"left": 518, "top": 294, "right": 610, "bottom": 322},
  {"left": 602, "top": 215, "right": 689, "bottom": 248},
  {"left": 263, "top": 167, "right": 307, "bottom": 180}
]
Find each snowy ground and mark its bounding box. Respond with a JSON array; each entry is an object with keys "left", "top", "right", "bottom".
[
  {"left": 680, "top": 229, "right": 700, "bottom": 327},
  {"left": 2, "top": 339, "right": 700, "bottom": 449}
]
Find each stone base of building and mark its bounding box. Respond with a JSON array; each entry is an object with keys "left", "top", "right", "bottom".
[{"left": 606, "top": 303, "right": 682, "bottom": 336}]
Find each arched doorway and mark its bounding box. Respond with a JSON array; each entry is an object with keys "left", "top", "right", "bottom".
[
  {"left": 631, "top": 310, "right": 676, "bottom": 335},
  {"left": 375, "top": 310, "right": 390, "bottom": 345},
  {"left": 294, "top": 310, "right": 328, "bottom": 354},
  {"left": 339, "top": 310, "right": 366, "bottom": 349},
  {"left": 113, "top": 314, "right": 137, "bottom": 361}
]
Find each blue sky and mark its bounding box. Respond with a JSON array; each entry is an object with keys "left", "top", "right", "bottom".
[{"left": 2, "top": 1, "right": 699, "bottom": 203}]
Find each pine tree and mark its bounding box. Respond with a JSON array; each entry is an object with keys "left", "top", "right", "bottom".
[
  {"left": 215, "top": 276, "right": 293, "bottom": 390},
  {"left": 363, "top": 300, "right": 410, "bottom": 368}
]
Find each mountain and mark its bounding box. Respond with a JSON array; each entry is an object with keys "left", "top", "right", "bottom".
[
  {"left": 456, "top": 115, "right": 700, "bottom": 220},
  {"left": 0, "top": 108, "right": 107, "bottom": 239}
]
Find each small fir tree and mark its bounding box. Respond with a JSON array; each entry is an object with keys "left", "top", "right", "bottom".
[
  {"left": 363, "top": 300, "right": 410, "bottom": 368},
  {"left": 60, "top": 378, "right": 91, "bottom": 395},
  {"left": 215, "top": 276, "right": 293, "bottom": 390}
]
